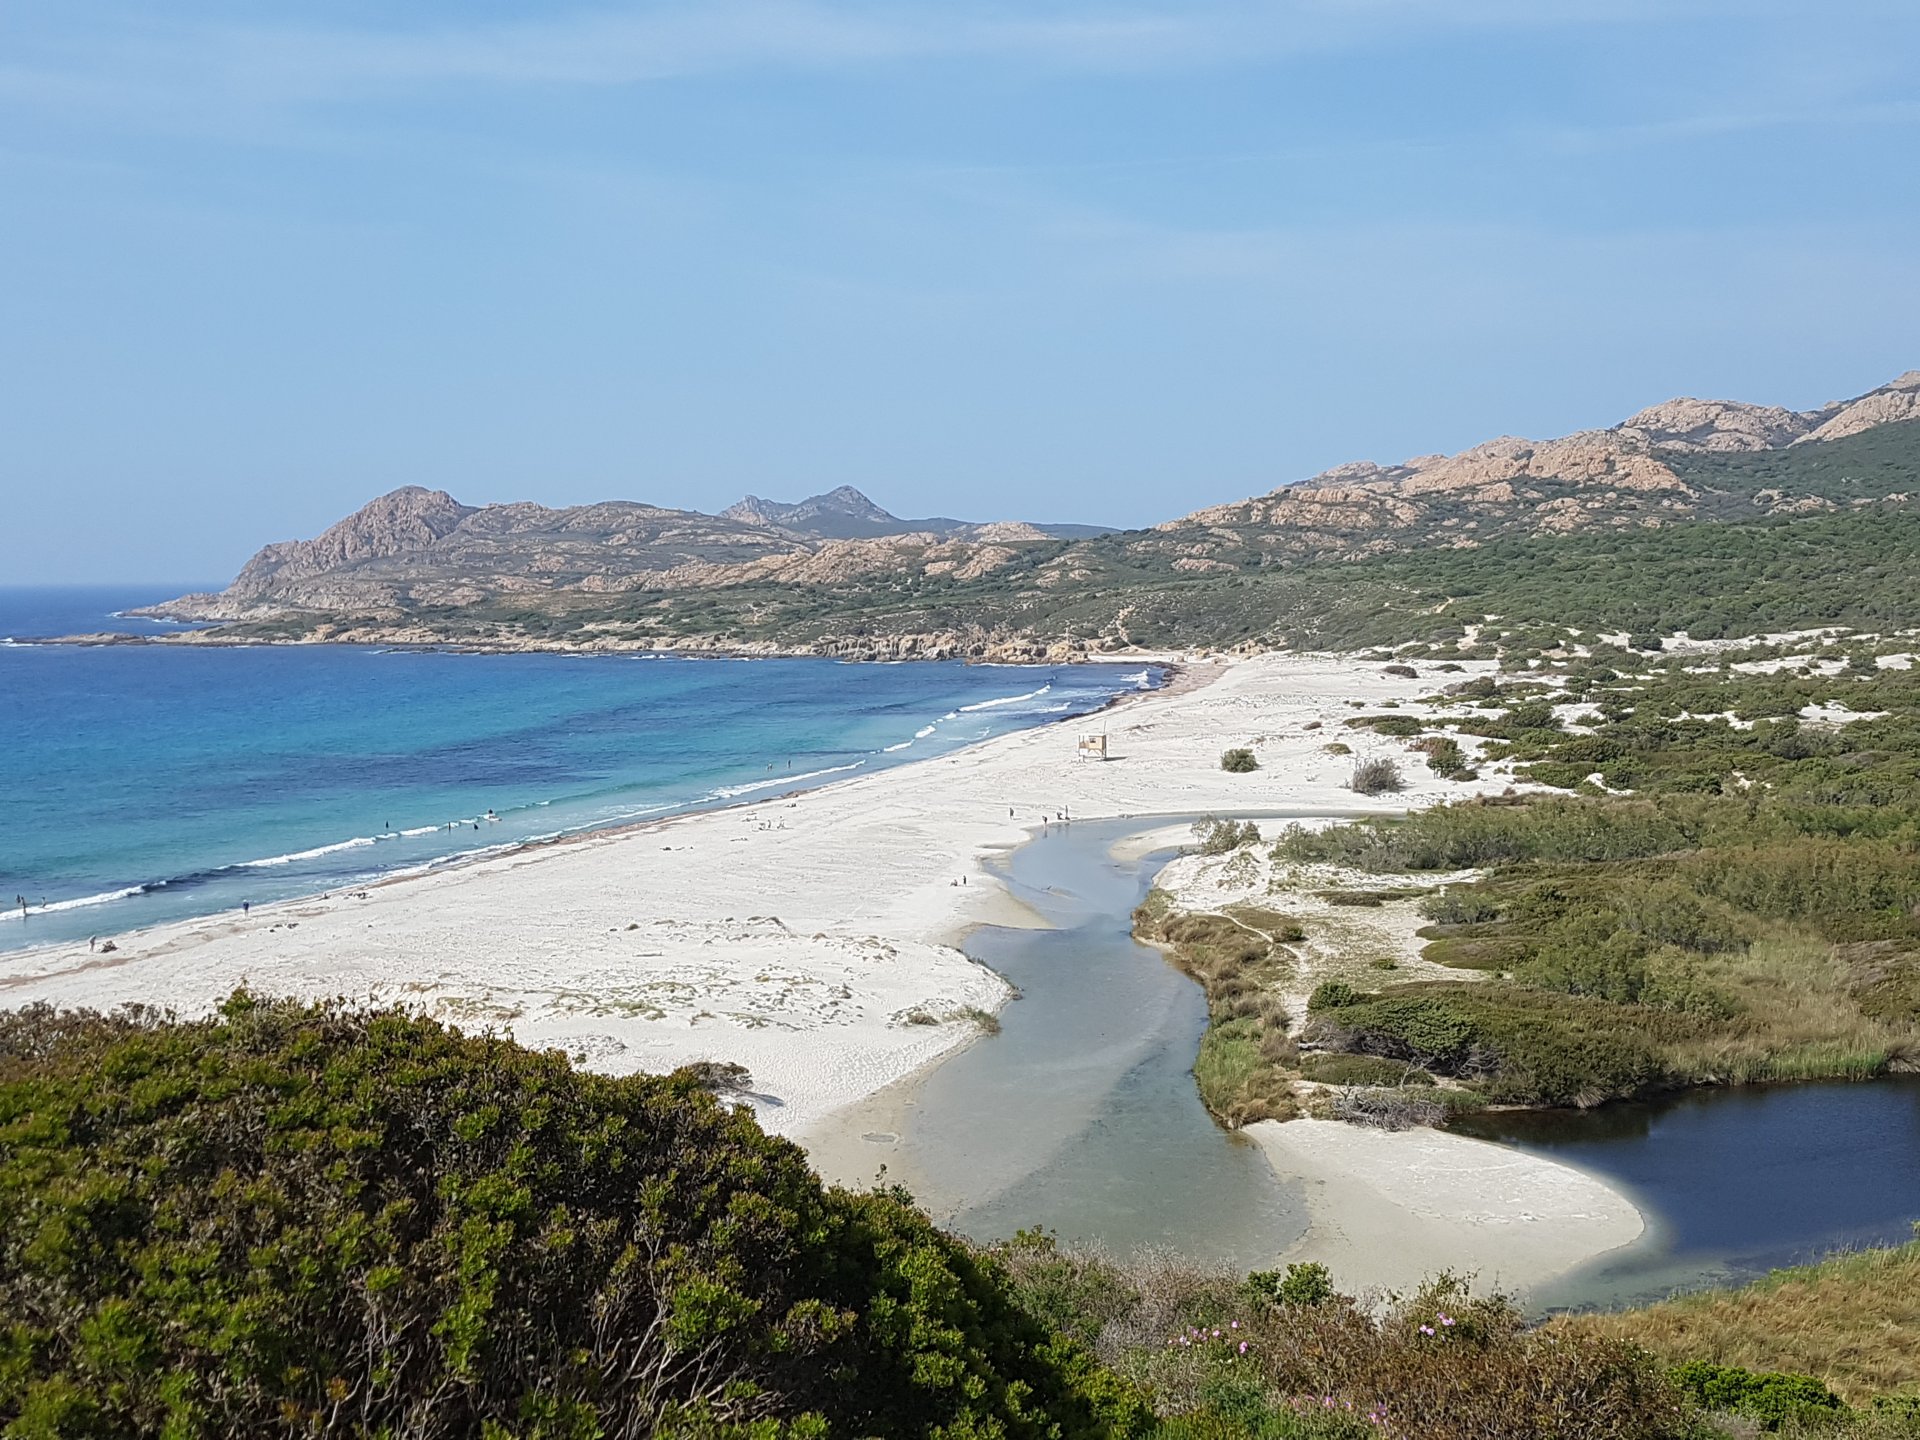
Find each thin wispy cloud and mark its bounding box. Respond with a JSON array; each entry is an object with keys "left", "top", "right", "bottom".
[{"left": 0, "top": 0, "right": 1830, "bottom": 117}]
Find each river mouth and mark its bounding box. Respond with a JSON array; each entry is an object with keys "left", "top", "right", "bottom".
[
  {"left": 823, "top": 813, "right": 1920, "bottom": 1303},
  {"left": 871, "top": 815, "right": 1309, "bottom": 1270},
  {"left": 1453, "top": 1077, "right": 1920, "bottom": 1310}
]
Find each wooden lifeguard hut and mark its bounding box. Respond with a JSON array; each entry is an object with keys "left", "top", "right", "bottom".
[{"left": 1077, "top": 732, "right": 1109, "bottom": 762}]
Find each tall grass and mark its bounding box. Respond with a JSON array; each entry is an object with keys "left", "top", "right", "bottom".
[{"left": 1557, "top": 1238, "right": 1920, "bottom": 1404}]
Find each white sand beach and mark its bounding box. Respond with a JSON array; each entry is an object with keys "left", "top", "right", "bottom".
[{"left": 0, "top": 648, "right": 1642, "bottom": 1293}]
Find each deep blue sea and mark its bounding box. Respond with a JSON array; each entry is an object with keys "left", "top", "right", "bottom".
[{"left": 0, "top": 586, "right": 1156, "bottom": 952}]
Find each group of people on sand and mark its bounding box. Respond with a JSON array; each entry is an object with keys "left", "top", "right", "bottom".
[{"left": 1006, "top": 806, "right": 1072, "bottom": 826}]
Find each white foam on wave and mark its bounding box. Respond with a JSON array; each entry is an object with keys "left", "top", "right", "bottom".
[
  {"left": 238, "top": 835, "right": 379, "bottom": 868},
  {"left": 883, "top": 741, "right": 913, "bottom": 752},
  {"left": 914, "top": 724, "right": 937, "bottom": 739},
  {"left": 708, "top": 761, "right": 862, "bottom": 801},
  {"left": 0, "top": 885, "right": 147, "bottom": 921},
  {"left": 958, "top": 683, "right": 1051, "bottom": 713}
]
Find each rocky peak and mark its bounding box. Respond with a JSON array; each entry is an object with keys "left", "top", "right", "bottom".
[
  {"left": 721, "top": 486, "right": 898, "bottom": 529},
  {"left": 310, "top": 487, "right": 473, "bottom": 559},
  {"left": 1614, "top": 398, "right": 1814, "bottom": 453},
  {"left": 1798, "top": 370, "right": 1920, "bottom": 444},
  {"left": 228, "top": 487, "right": 474, "bottom": 598}
]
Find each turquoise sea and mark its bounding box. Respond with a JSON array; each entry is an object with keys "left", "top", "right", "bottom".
[{"left": 0, "top": 587, "right": 1157, "bottom": 952}]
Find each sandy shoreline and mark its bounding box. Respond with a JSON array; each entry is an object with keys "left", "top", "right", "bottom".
[{"left": 1, "top": 647, "right": 1645, "bottom": 1294}]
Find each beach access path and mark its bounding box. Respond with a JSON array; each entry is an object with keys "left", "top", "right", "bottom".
[{"left": 0, "top": 649, "right": 1643, "bottom": 1294}]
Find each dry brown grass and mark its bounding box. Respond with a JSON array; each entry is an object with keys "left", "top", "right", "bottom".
[
  {"left": 1556, "top": 1239, "right": 1920, "bottom": 1403},
  {"left": 1667, "top": 933, "right": 1919, "bottom": 1084}
]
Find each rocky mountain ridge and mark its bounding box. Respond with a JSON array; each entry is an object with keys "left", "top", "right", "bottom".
[
  {"left": 137, "top": 370, "right": 1918, "bottom": 646},
  {"left": 1142, "top": 370, "right": 1920, "bottom": 570},
  {"left": 142, "top": 486, "right": 1097, "bottom": 621}
]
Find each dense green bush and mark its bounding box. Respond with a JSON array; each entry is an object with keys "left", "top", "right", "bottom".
[
  {"left": 1306, "top": 981, "right": 1366, "bottom": 1012},
  {"left": 0, "top": 998, "right": 1146, "bottom": 1440},
  {"left": 1668, "top": 1361, "right": 1845, "bottom": 1430},
  {"left": 1344, "top": 715, "right": 1423, "bottom": 738},
  {"left": 1243, "top": 1264, "right": 1337, "bottom": 1311},
  {"left": 1220, "top": 748, "right": 1259, "bottom": 774},
  {"left": 1420, "top": 737, "right": 1471, "bottom": 779},
  {"left": 1309, "top": 986, "right": 1673, "bottom": 1106},
  {"left": 1522, "top": 760, "right": 1593, "bottom": 790},
  {"left": 1416, "top": 887, "right": 1502, "bottom": 925}
]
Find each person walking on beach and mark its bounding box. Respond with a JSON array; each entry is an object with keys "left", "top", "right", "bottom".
[{"left": 242, "top": 901, "right": 250, "bottom": 915}]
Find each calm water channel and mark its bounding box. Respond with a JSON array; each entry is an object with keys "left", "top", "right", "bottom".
[
  {"left": 1456, "top": 1078, "right": 1920, "bottom": 1309},
  {"left": 886, "top": 815, "right": 1311, "bottom": 1269},
  {"left": 880, "top": 816, "right": 1920, "bottom": 1304}
]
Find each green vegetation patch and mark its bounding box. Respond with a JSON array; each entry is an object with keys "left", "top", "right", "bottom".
[
  {"left": 1133, "top": 905, "right": 1298, "bottom": 1126},
  {"left": 0, "top": 996, "right": 1142, "bottom": 1439}
]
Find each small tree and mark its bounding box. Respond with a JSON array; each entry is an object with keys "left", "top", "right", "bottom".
[
  {"left": 1192, "top": 815, "right": 1262, "bottom": 855},
  {"left": 1244, "top": 1261, "right": 1338, "bottom": 1310},
  {"left": 1220, "top": 746, "right": 1259, "bottom": 773},
  {"left": 1348, "top": 758, "right": 1404, "bottom": 795},
  {"left": 1308, "top": 980, "right": 1364, "bottom": 1010}
]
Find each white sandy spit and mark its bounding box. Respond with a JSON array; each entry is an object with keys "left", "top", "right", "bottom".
[
  {"left": 1, "top": 647, "right": 1639, "bottom": 1288},
  {"left": 1249, "top": 1120, "right": 1643, "bottom": 1299}
]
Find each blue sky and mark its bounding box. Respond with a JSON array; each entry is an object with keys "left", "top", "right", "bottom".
[{"left": 4, "top": 1, "right": 1917, "bottom": 583}]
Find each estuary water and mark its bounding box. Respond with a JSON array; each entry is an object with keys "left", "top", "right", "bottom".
[{"left": 0, "top": 586, "right": 1155, "bottom": 951}]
